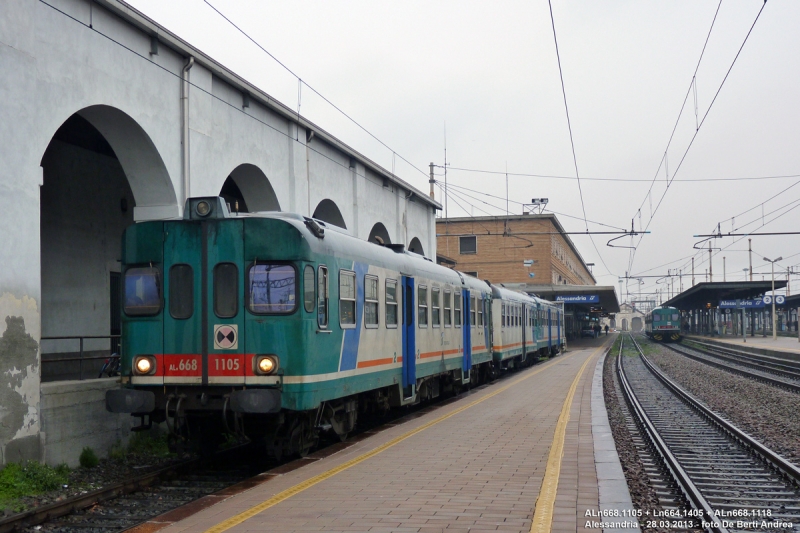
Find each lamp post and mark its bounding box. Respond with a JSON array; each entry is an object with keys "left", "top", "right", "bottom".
[{"left": 763, "top": 256, "right": 782, "bottom": 341}]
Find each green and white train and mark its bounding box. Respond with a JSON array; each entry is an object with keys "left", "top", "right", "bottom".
[{"left": 107, "top": 197, "right": 565, "bottom": 457}]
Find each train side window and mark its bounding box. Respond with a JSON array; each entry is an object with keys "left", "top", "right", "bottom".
[
  {"left": 365, "top": 275, "right": 379, "bottom": 328},
  {"left": 124, "top": 266, "right": 161, "bottom": 316},
  {"left": 339, "top": 270, "right": 356, "bottom": 328},
  {"left": 470, "top": 296, "right": 476, "bottom": 326},
  {"left": 443, "top": 289, "right": 452, "bottom": 327},
  {"left": 214, "top": 263, "right": 239, "bottom": 318},
  {"left": 318, "top": 266, "right": 329, "bottom": 328},
  {"left": 477, "top": 298, "right": 483, "bottom": 326},
  {"left": 169, "top": 264, "right": 194, "bottom": 319},
  {"left": 418, "top": 285, "right": 428, "bottom": 327},
  {"left": 431, "top": 287, "right": 441, "bottom": 328},
  {"left": 385, "top": 279, "right": 398, "bottom": 328},
  {"left": 501, "top": 304, "right": 505, "bottom": 327},
  {"left": 454, "top": 293, "right": 462, "bottom": 327},
  {"left": 247, "top": 264, "right": 296, "bottom": 314},
  {"left": 303, "top": 265, "right": 315, "bottom": 313}
]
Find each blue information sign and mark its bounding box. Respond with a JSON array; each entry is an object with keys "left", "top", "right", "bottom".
[
  {"left": 719, "top": 299, "right": 766, "bottom": 309},
  {"left": 555, "top": 295, "right": 600, "bottom": 304}
]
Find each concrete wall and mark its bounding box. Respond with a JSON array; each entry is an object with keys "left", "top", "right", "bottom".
[
  {"left": 0, "top": 0, "right": 438, "bottom": 465},
  {"left": 40, "top": 378, "right": 135, "bottom": 467}
]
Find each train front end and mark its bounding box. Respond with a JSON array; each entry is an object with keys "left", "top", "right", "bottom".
[{"left": 106, "top": 198, "right": 309, "bottom": 452}]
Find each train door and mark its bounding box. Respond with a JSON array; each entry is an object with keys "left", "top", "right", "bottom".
[
  {"left": 556, "top": 309, "right": 561, "bottom": 351},
  {"left": 163, "top": 222, "right": 203, "bottom": 385},
  {"left": 521, "top": 305, "right": 527, "bottom": 360},
  {"left": 547, "top": 308, "right": 552, "bottom": 353},
  {"left": 205, "top": 220, "right": 246, "bottom": 385},
  {"left": 462, "top": 289, "right": 472, "bottom": 378},
  {"left": 402, "top": 276, "right": 416, "bottom": 397}
]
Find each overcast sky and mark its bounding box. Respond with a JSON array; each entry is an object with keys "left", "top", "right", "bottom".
[{"left": 125, "top": 0, "right": 800, "bottom": 302}]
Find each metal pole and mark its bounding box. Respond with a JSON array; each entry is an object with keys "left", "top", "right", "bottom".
[
  {"left": 692, "top": 257, "right": 695, "bottom": 286},
  {"left": 772, "top": 260, "right": 777, "bottom": 341},
  {"left": 708, "top": 242, "right": 713, "bottom": 282},
  {"left": 79, "top": 337, "right": 84, "bottom": 380},
  {"left": 723, "top": 256, "right": 726, "bottom": 282},
  {"left": 748, "top": 239, "right": 753, "bottom": 281},
  {"left": 742, "top": 308, "right": 746, "bottom": 343}
]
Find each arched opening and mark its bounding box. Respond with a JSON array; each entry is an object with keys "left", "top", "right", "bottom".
[
  {"left": 312, "top": 199, "right": 347, "bottom": 229},
  {"left": 408, "top": 237, "right": 425, "bottom": 256},
  {"left": 610, "top": 318, "right": 616, "bottom": 329},
  {"left": 631, "top": 316, "right": 643, "bottom": 332},
  {"left": 622, "top": 318, "right": 628, "bottom": 331},
  {"left": 220, "top": 164, "right": 280, "bottom": 213},
  {"left": 367, "top": 222, "right": 391, "bottom": 245},
  {"left": 39, "top": 106, "right": 175, "bottom": 381}
]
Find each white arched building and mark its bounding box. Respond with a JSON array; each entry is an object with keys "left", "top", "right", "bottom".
[{"left": 0, "top": 0, "right": 439, "bottom": 464}]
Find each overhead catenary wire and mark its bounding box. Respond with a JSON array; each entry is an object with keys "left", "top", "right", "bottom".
[
  {"left": 628, "top": 0, "right": 769, "bottom": 274},
  {"left": 203, "top": 0, "right": 430, "bottom": 182}
]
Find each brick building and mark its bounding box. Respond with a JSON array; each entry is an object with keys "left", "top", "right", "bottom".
[{"left": 435, "top": 214, "right": 595, "bottom": 286}]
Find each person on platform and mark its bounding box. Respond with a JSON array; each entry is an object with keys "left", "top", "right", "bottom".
[{"left": 604, "top": 324, "right": 609, "bottom": 336}]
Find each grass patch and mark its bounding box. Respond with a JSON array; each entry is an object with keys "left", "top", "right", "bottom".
[
  {"left": 0, "top": 461, "right": 70, "bottom": 507},
  {"left": 127, "top": 431, "right": 171, "bottom": 457}
]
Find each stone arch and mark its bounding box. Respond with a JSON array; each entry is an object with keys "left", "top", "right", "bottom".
[
  {"left": 367, "top": 222, "right": 392, "bottom": 245},
  {"left": 408, "top": 237, "right": 425, "bottom": 256},
  {"left": 631, "top": 316, "right": 643, "bottom": 332},
  {"left": 622, "top": 318, "right": 628, "bottom": 331},
  {"left": 39, "top": 106, "right": 175, "bottom": 379},
  {"left": 220, "top": 164, "right": 280, "bottom": 213},
  {"left": 313, "top": 199, "right": 347, "bottom": 229}
]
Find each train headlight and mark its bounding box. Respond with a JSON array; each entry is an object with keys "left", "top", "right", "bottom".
[
  {"left": 195, "top": 200, "right": 212, "bottom": 217},
  {"left": 134, "top": 356, "right": 156, "bottom": 375},
  {"left": 254, "top": 355, "right": 278, "bottom": 375}
]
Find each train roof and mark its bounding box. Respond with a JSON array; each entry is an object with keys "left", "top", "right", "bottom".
[{"left": 230, "top": 207, "right": 493, "bottom": 294}]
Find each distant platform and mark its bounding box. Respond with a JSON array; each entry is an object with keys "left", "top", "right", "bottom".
[{"left": 684, "top": 334, "right": 800, "bottom": 361}]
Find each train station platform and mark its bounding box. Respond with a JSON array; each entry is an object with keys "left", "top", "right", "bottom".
[
  {"left": 685, "top": 334, "right": 800, "bottom": 361},
  {"left": 131, "top": 334, "right": 634, "bottom": 533}
]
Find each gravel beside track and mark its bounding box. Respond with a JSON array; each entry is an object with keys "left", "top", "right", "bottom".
[
  {"left": 644, "top": 339, "right": 800, "bottom": 464},
  {"left": 603, "top": 348, "right": 663, "bottom": 515}
]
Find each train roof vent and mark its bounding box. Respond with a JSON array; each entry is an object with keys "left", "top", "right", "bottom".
[
  {"left": 303, "top": 217, "right": 325, "bottom": 239},
  {"left": 387, "top": 244, "right": 406, "bottom": 253}
]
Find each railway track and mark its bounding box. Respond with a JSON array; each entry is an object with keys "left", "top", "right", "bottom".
[
  {"left": 618, "top": 334, "right": 800, "bottom": 532},
  {"left": 666, "top": 341, "right": 800, "bottom": 393}
]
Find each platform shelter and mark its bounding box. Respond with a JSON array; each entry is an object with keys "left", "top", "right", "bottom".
[{"left": 662, "top": 281, "right": 789, "bottom": 337}]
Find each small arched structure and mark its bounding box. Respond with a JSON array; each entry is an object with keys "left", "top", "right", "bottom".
[
  {"left": 313, "top": 199, "right": 347, "bottom": 229},
  {"left": 39, "top": 106, "right": 175, "bottom": 378},
  {"left": 220, "top": 164, "right": 280, "bottom": 213},
  {"left": 622, "top": 318, "right": 628, "bottom": 331},
  {"left": 408, "top": 237, "right": 425, "bottom": 256},
  {"left": 631, "top": 317, "right": 643, "bottom": 332},
  {"left": 368, "top": 223, "right": 392, "bottom": 245}
]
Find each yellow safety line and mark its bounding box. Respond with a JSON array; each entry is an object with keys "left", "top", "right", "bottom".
[
  {"left": 530, "top": 346, "right": 602, "bottom": 533},
  {"left": 203, "top": 348, "right": 591, "bottom": 533}
]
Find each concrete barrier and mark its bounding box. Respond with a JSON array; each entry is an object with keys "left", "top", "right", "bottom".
[{"left": 40, "top": 378, "right": 134, "bottom": 467}]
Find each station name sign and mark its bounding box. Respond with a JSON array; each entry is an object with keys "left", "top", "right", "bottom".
[
  {"left": 719, "top": 299, "right": 764, "bottom": 309},
  {"left": 555, "top": 295, "right": 600, "bottom": 303}
]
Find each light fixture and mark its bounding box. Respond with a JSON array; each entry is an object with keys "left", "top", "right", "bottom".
[
  {"left": 196, "top": 200, "right": 212, "bottom": 217},
  {"left": 134, "top": 356, "right": 156, "bottom": 375},
  {"left": 254, "top": 355, "right": 278, "bottom": 375}
]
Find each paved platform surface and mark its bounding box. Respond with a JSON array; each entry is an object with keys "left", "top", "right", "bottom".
[
  {"left": 133, "top": 335, "right": 632, "bottom": 533},
  {"left": 686, "top": 334, "right": 800, "bottom": 358}
]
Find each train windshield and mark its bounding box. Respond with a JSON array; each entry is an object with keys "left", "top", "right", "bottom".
[
  {"left": 123, "top": 267, "right": 161, "bottom": 316},
  {"left": 248, "top": 264, "right": 297, "bottom": 314}
]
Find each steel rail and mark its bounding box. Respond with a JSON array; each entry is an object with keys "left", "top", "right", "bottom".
[
  {"left": 0, "top": 456, "right": 203, "bottom": 533},
  {"left": 664, "top": 343, "right": 800, "bottom": 393},
  {"left": 617, "top": 335, "right": 726, "bottom": 533},
  {"left": 684, "top": 339, "right": 800, "bottom": 373},
  {"left": 631, "top": 335, "right": 800, "bottom": 487}
]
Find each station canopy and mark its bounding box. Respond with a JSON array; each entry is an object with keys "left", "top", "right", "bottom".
[
  {"left": 662, "top": 281, "right": 787, "bottom": 311},
  {"left": 500, "top": 283, "right": 620, "bottom": 315}
]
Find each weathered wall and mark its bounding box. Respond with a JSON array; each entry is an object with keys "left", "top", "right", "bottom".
[
  {"left": 40, "top": 378, "right": 135, "bottom": 467},
  {"left": 0, "top": 0, "right": 438, "bottom": 465}
]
